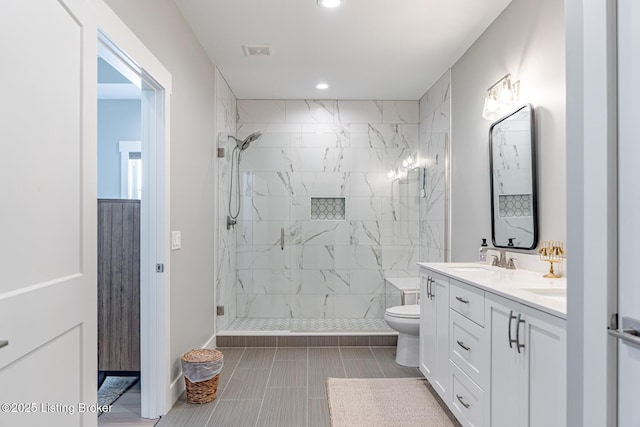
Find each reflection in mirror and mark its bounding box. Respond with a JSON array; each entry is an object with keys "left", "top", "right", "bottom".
[{"left": 489, "top": 104, "right": 537, "bottom": 249}]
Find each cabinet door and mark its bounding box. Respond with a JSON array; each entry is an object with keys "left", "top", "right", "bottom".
[
  {"left": 519, "top": 304, "right": 566, "bottom": 427},
  {"left": 419, "top": 274, "right": 437, "bottom": 380},
  {"left": 433, "top": 275, "right": 450, "bottom": 400},
  {"left": 486, "top": 294, "right": 523, "bottom": 427}
]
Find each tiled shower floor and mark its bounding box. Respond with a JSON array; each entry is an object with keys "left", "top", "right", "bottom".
[{"left": 222, "top": 318, "right": 393, "bottom": 334}]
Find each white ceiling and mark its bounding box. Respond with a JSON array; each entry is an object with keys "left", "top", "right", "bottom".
[{"left": 175, "top": 0, "right": 512, "bottom": 100}]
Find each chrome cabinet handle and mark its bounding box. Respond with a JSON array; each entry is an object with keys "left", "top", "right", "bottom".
[
  {"left": 456, "top": 340, "right": 470, "bottom": 351},
  {"left": 456, "top": 394, "right": 470, "bottom": 409},
  {"left": 515, "top": 313, "right": 525, "bottom": 353},
  {"left": 0, "top": 340, "right": 8, "bottom": 349},
  {"left": 280, "top": 227, "right": 284, "bottom": 251},
  {"left": 429, "top": 277, "right": 435, "bottom": 300},
  {"left": 455, "top": 296, "right": 469, "bottom": 304},
  {"left": 426, "top": 277, "right": 433, "bottom": 299},
  {"left": 508, "top": 310, "right": 517, "bottom": 348}
]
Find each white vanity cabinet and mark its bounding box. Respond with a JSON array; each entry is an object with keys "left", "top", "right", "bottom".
[
  {"left": 486, "top": 293, "right": 566, "bottom": 427},
  {"left": 418, "top": 263, "right": 567, "bottom": 427},
  {"left": 419, "top": 271, "right": 449, "bottom": 401}
]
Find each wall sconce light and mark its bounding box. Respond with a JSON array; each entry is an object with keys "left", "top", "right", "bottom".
[
  {"left": 482, "top": 74, "right": 521, "bottom": 121},
  {"left": 401, "top": 154, "right": 416, "bottom": 170}
]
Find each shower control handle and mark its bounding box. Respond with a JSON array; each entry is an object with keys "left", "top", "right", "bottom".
[{"left": 281, "top": 227, "right": 284, "bottom": 251}]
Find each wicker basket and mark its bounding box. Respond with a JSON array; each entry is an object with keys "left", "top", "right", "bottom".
[{"left": 181, "top": 349, "right": 224, "bottom": 404}]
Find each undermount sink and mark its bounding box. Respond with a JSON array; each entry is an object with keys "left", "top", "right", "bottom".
[
  {"left": 523, "top": 288, "right": 567, "bottom": 301},
  {"left": 449, "top": 266, "right": 491, "bottom": 272}
]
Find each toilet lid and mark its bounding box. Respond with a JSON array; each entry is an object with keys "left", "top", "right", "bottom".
[{"left": 385, "top": 304, "right": 420, "bottom": 319}]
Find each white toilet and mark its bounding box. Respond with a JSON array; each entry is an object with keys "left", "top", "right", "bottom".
[{"left": 384, "top": 304, "right": 420, "bottom": 367}]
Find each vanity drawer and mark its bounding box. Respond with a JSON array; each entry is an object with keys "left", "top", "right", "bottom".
[
  {"left": 450, "top": 280, "right": 485, "bottom": 326},
  {"left": 450, "top": 310, "right": 488, "bottom": 390},
  {"left": 450, "top": 360, "right": 485, "bottom": 427}
]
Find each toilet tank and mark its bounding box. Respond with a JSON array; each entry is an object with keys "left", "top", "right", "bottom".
[{"left": 384, "top": 277, "right": 420, "bottom": 309}]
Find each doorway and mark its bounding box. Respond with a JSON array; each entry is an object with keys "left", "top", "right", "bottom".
[{"left": 96, "top": 26, "right": 171, "bottom": 420}]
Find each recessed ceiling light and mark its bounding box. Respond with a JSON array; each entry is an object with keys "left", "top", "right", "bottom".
[
  {"left": 316, "top": 83, "right": 329, "bottom": 90},
  {"left": 317, "top": 0, "right": 342, "bottom": 8}
]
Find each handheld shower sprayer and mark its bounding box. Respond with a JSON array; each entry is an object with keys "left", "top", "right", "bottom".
[
  {"left": 226, "top": 131, "right": 263, "bottom": 229},
  {"left": 228, "top": 131, "right": 262, "bottom": 151}
]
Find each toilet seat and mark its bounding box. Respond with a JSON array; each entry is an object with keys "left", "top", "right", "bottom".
[{"left": 385, "top": 304, "right": 420, "bottom": 319}]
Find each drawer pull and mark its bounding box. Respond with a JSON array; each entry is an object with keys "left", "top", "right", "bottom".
[
  {"left": 455, "top": 296, "right": 469, "bottom": 304},
  {"left": 508, "top": 310, "right": 517, "bottom": 348},
  {"left": 515, "top": 313, "right": 526, "bottom": 353},
  {"left": 456, "top": 340, "right": 470, "bottom": 351},
  {"left": 456, "top": 394, "right": 470, "bottom": 409}
]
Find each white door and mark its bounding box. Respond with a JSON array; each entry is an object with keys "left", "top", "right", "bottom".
[
  {"left": 486, "top": 295, "right": 522, "bottom": 427},
  {"left": 0, "top": 1, "right": 97, "bottom": 427},
  {"left": 419, "top": 274, "right": 437, "bottom": 379},
  {"left": 433, "top": 275, "right": 449, "bottom": 400},
  {"left": 520, "top": 304, "right": 566, "bottom": 427},
  {"left": 617, "top": 1, "right": 640, "bottom": 426}
]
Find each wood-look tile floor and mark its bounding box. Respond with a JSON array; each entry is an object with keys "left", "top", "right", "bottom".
[
  {"left": 98, "top": 381, "right": 158, "bottom": 426},
  {"left": 156, "top": 346, "right": 424, "bottom": 427}
]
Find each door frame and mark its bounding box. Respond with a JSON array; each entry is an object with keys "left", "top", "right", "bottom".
[
  {"left": 98, "top": 1, "right": 172, "bottom": 418},
  {"left": 565, "top": 0, "right": 618, "bottom": 426}
]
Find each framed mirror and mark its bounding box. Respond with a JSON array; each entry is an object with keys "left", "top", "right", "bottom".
[{"left": 489, "top": 104, "right": 537, "bottom": 249}]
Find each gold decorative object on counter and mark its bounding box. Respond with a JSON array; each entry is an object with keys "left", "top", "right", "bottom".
[{"left": 538, "top": 241, "right": 564, "bottom": 278}]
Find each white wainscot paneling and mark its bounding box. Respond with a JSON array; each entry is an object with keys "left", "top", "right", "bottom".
[
  {"left": 237, "top": 100, "right": 286, "bottom": 123},
  {"left": 382, "top": 101, "right": 419, "bottom": 124},
  {"left": 336, "top": 100, "right": 383, "bottom": 124},
  {"left": 285, "top": 100, "right": 337, "bottom": 124}
]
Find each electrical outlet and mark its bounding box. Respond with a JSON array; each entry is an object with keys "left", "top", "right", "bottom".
[{"left": 171, "top": 231, "right": 181, "bottom": 250}]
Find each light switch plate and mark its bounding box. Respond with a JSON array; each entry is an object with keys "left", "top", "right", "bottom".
[{"left": 171, "top": 231, "right": 181, "bottom": 250}]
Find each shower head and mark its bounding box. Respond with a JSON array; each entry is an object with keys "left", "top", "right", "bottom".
[{"left": 229, "top": 131, "right": 262, "bottom": 151}]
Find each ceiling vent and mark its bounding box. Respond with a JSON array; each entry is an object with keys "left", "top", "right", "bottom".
[{"left": 243, "top": 45, "right": 273, "bottom": 57}]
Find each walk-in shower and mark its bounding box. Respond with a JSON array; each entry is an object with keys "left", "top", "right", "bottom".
[
  {"left": 214, "top": 95, "right": 450, "bottom": 343},
  {"left": 226, "top": 131, "right": 261, "bottom": 229}
]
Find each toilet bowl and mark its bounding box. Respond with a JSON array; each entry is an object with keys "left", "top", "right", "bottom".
[{"left": 384, "top": 304, "right": 420, "bottom": 367}]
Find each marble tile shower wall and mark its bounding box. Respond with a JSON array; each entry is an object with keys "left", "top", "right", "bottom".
[
  {"left": 215, "top": 69, "right": 238, "bottom": 331},
  {"left": 235, "top": 99, "right": 420, "bottom": 319},
  {"left": 418, "top": 71, "right": 450, "bottom": 262}
]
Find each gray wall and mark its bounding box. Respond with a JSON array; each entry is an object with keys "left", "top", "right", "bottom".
[
  {"left": 105, "top": 0, "right": 218, "bottom": 388},
  {"left": 450, "top": 0, "right": 565, "bottom": 261},
  {"left": 97, "top": 99, "right": 141, "bottom": 198}
]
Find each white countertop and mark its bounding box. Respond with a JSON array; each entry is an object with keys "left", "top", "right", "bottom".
[{"left": 417, "top": 262, "right": 567, "bottom": 319}]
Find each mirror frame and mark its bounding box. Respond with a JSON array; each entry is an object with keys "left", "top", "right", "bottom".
[{"left": 489, "top": 103, "right": 538, "bottom": 250}]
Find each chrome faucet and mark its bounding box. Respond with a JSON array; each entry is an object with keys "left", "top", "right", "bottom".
[{"left": 491, "top": 248, "right": 516, "bottom": 269}]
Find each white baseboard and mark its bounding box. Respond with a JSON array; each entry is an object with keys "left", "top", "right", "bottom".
[{"left": 168, "top": 332, "right": 217, "bottom": 406}]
